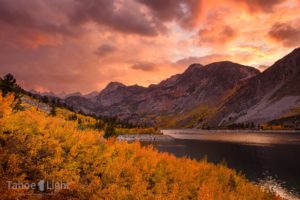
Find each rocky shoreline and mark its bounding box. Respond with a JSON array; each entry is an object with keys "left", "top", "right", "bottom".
[{"left": 117, "top": 134, "right": 174, "bottom": 141}]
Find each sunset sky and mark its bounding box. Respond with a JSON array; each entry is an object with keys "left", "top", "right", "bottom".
[{"left": 0, "top": 0, "right": 300, "bottom": 94}]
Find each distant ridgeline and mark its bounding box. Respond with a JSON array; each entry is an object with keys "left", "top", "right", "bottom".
[
  {"left": 0, "top": 74, "right": 160, "bottom": 138},
  {"left": 56, "top": 48, "right": 300, "bottom": 130},
  {"left": 2, "top": 48, "right": 300, "bottom": 131}
]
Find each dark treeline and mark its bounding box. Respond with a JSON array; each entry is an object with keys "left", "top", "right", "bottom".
[{"left": 226, "top": 122, "right": 258, "bottom": 130}]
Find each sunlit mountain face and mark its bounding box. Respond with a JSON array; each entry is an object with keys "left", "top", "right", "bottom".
[{"left": 0, "top": 0, "right": 299, "bottom": 94}]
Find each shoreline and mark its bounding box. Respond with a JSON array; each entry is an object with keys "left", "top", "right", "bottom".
[
  {"left": 162, "top": 129, "right": 300, "bottom": 134},
  {"left": 117, "top": 134, "right": 174, "bottom": 141},
  {"left": 117, "top": 129, "right": 300, "bottom": 142}
]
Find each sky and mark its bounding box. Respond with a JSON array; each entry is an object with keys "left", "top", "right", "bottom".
[{"left": 0, "top": 0, "right": 300, "bottom": 94}]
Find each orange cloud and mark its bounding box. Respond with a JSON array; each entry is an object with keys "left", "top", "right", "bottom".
[
  {"left": 0, "top": 0, "right": 300, "bottom": 94},
  {"left": 197, "top": 25, "right": 237, "bottom": 46}
]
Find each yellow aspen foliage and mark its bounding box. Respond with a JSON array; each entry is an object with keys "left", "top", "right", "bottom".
[
  {"left": 0, "top": 93, "right": 14, "bottom": 118},
  {"left": 0, "top": 94, "right": 282, "bottom": 200}
]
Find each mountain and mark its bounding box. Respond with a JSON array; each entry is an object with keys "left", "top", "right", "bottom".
[
  {"left": 64, "top": 61, "right": 259, "bottom": 126},
  {"left": 210, "top": 47, "right": 300, "bottom": 126},
  {"left": 63, "top": 48, "right": 300, "bottom": 128},
  {"left": 29, "top": 89, "right": 84, "bottom": 99},
  {"left": 29, "top": 90, "right": 58, "bottom": 98},
  {"left": 64, "top": 92, "right": 82, "bottom": 99},
  {"left": 84, "top": 91, "right": 99, "bottom": 99},
  {"left": 57, "top": 91, "right": 67, "bottom": 98}
]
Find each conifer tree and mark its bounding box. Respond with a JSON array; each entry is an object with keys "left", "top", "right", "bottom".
[
  {"left": 0, "top": 73, "right": 16, "bottom": 96},
  {"left": 0, "top": 73, "right": 23, "bottom": 110},
  {"left": 104, "top": 123, "right": 117, "bottom": 138},
  {"left": 50, "top": 105, "right": 57, "bottom": 116}
]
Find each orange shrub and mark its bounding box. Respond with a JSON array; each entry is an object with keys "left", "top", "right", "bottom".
[{"left": 0, "top": 94, "right": 280, "bottom": 199}]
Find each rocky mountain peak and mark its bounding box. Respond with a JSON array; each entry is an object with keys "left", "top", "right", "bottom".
[
  {"left": 184, "top": 63, "right": 203, "bottom": 73},
  {"left": 101, "top": 82, "right": 126, "bottom": 94},
  {"left": 259, "top": 47, "right": 300, "bottom": 84},
  {"left": 63, "top": 48, "right": 300, "bottom": 128},
  {"left": 64, "top": 92, "right": 82, "bottom": 99},
  {"left": 57, "top": 91, "right": 67, "bottom": 98},
  {"left": 211, "top": 47, "right": 300, "bottom": 126},
  {"left": 269, "top": 47, "right": 300, "bottom": 70},
  {"left": 206, "top": 61, "right": 259, "bottom": 73},
  {"left": 290, "top": 46, "right": 300, "bottom": 55},
  {"left": 84, "top": 91, "right": 99, "bottom": 99}
]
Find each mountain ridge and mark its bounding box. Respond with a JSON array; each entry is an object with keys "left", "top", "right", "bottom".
[
  {"left": 64, "top": 60, "right": 260, "bottom": 126},
  {"left": 210, "top": 47, "right": 300, "bottom": 127},
  {"left": 33, "top": 48, "right": 300, "bottom": 128}
]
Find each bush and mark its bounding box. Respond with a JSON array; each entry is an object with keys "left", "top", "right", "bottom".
[{"left": 0, "top": 94, "right": 280, "bottom": 199}]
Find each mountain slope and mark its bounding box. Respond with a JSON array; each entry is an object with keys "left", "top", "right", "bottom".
[
  {"left": 211, "top": 47, "right": 300, "bottom": 126},
  {"left": 65, "top": 61, "right": 259, "bottom": 126}
]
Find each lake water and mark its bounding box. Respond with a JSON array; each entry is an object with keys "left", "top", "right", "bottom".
[{"left": 142, "top": 130, "right": 300, "bottom": 200}]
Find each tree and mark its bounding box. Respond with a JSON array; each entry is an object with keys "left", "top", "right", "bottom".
[
  {"left": 68, "top": 114, "right": 77, "bottom": 121},
  {"left": 250, "top": 122, "right": 255, "bottom": 129},
  {"left": 104, "top": 123, "right": 117, "bottom": 138},
  {"left": 50, "top": 106, "right": 57, "bottom": 116},
  {"left": 95, "top": 120, "right": 104, "bottom": 130},
  {"left": 0, "top": 74, "right": 23, "bottom": 110},
  {"left": 0, "top": 73, "right": 17, "bottom": 96},
  {"left": 51, "top": 98, "right": 57, "bottom": 106},
  {"left": 41, "top": 96, "right": 49, "bottom": 104}
]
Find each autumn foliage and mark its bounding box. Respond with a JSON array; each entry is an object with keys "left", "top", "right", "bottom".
[{"left": 0, "top": 94, "right": 280, "bottom": 199}]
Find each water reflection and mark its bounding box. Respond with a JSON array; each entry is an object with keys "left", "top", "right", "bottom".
[
  {"left": 142, "top": 130, "right": 300, "bottom": 200},
  {"left": 162, "top": 129, "right": 300, "bottom": 146}
]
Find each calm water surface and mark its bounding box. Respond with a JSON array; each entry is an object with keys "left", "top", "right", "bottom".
[{"left": 142, "top": 130, "right": 300, "bottom": 200}]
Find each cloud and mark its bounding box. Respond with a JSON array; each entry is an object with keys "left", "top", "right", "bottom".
[
  {"left": 268, "top": 21, "right": 300, "bottom": 47},
  {"left": 0, "top": 42, "right": 105, "bottom": 93},
  {"left": 70, "top": 0, "right": 162, "bottom": 36},
  {"left": 95, "top": 44, "right": 117, "bottom": 57},
  {"left": 0, "top": 0, "right": 81, "bottom": 48},
  {"left": 0, "top": 0, "right": 74, "bottom": 34},
  {"left": 197, "top": 25, "right": 237, "bottom": 46},
  {"left": 0, "top": 0, "right": 289, "bottom": 50},
  {"left": 136, "top": 0, "right": 202, "bottom": 29},
  {"left": 137, "top": 0, "right": 184, "bottom": 21},
  {"left": 131, "top": 62, "right": 157, "bottom": 71},
  {"left": 0, "top": 0, "right": 164, "bottom": 49},
  {"left": 175, "top": 46, "right": 278, "bottom": 68},
  {"left": 238, "top": 0, "right": 285, "bottom": 13},
  {"left": 0, "top": 0, "right": 299, "bottom": 94}
]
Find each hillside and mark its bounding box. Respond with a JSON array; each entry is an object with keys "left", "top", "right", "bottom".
[
  {"left": 64, "top": 61, "right": 259, "bottom": 127},
  {"left": 211, "top": 47, "right": 300, "bottom": 127},
  {"left": 0, "top": 93, "right": 280, "bottom": 199}
]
